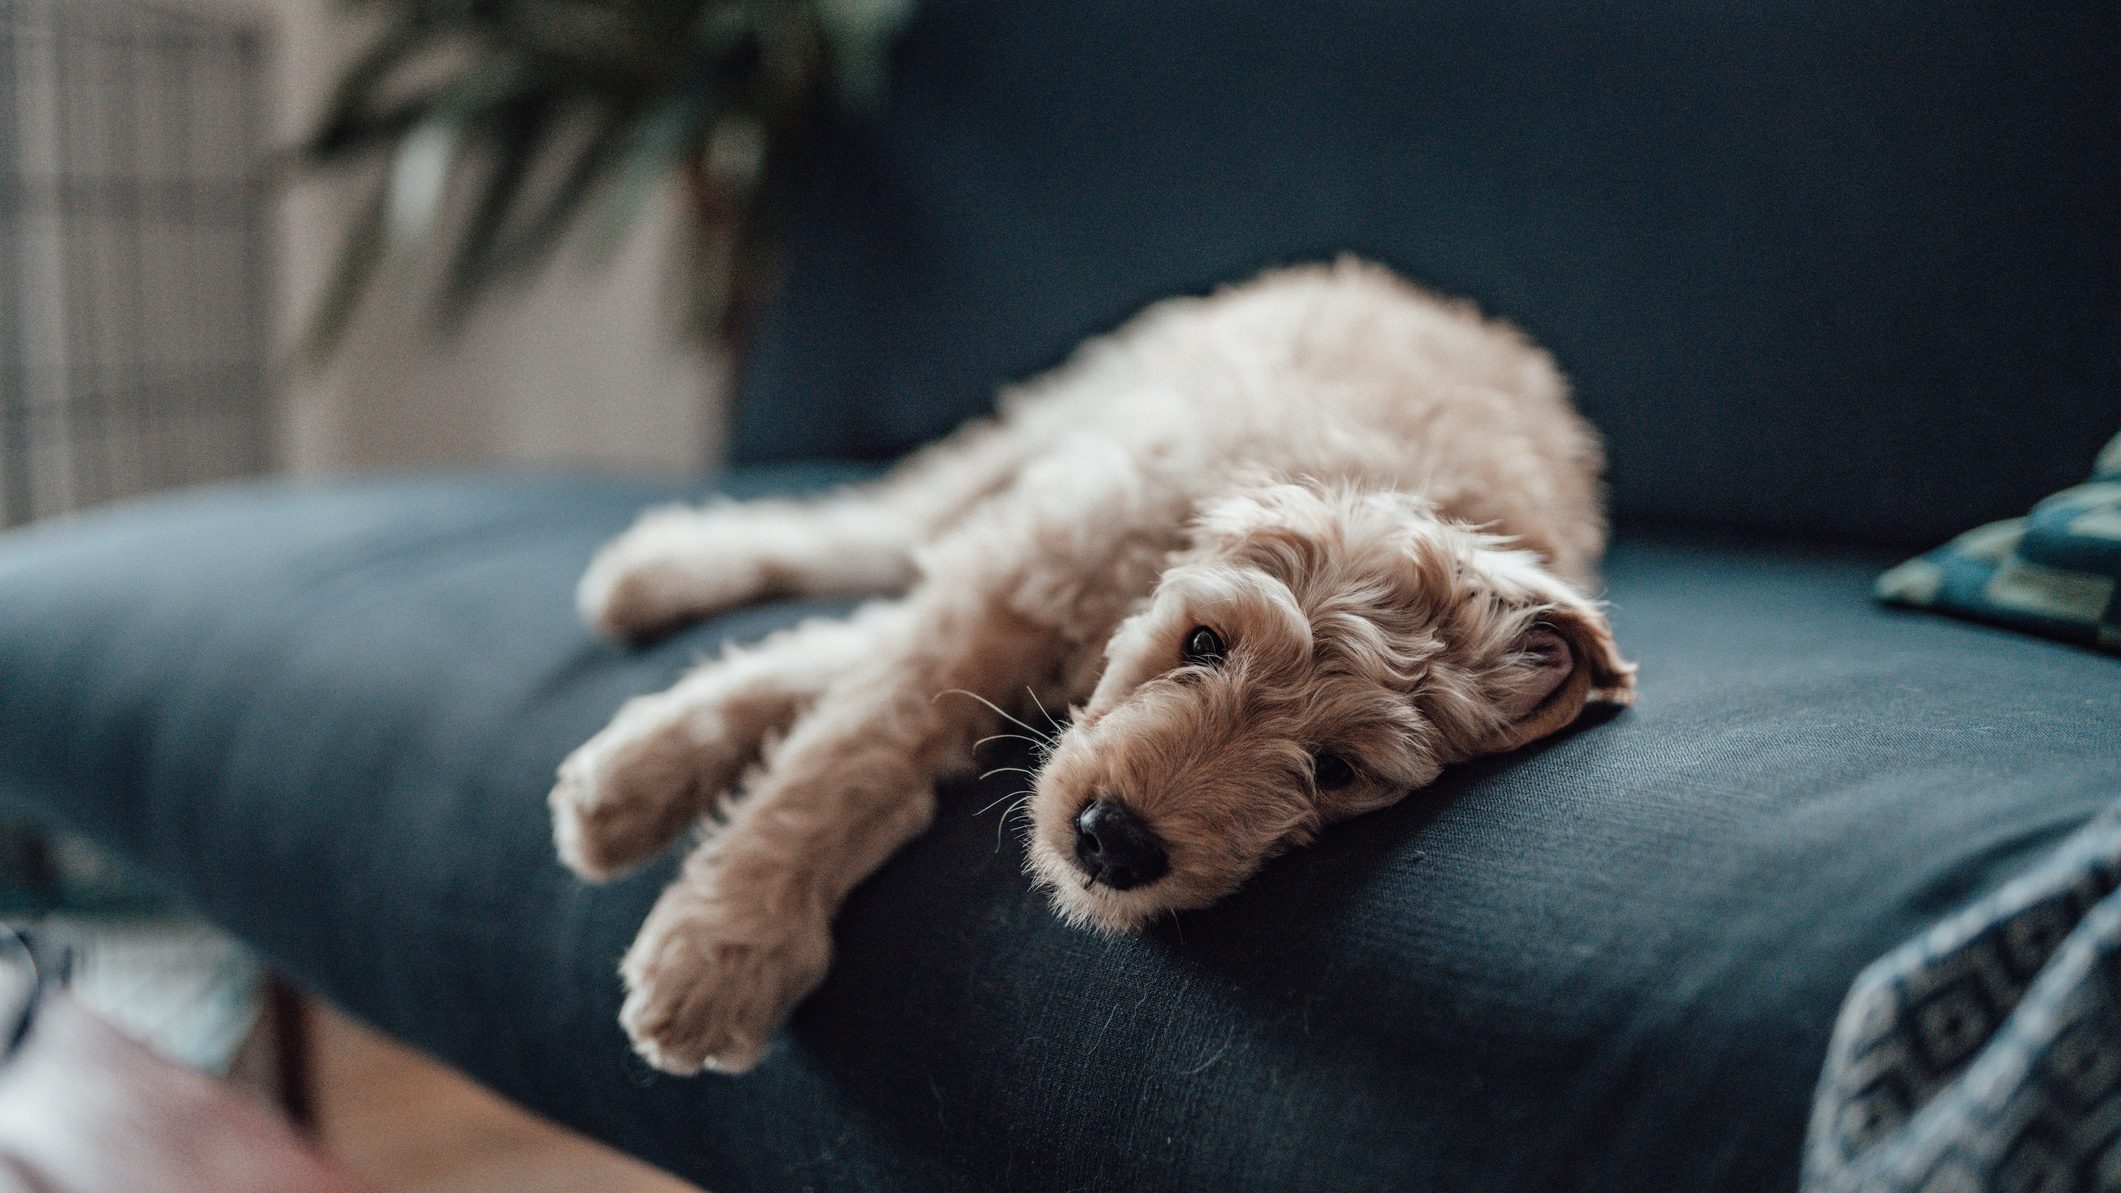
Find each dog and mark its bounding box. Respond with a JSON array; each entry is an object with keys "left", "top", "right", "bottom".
[{"left": 550, "top": 258, "right": 1636, "bottom": 1074}]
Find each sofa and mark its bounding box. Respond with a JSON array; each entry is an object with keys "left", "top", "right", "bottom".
[{"left": 4, "top": 5, "right": 2118, "bottom": 1190}]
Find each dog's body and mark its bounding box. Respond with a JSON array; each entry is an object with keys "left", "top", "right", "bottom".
[{"left": 552, "top": 259, "right": 1635, "bottom": 1074}]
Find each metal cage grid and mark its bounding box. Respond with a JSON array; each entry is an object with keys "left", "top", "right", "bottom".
[{"left": 0, "top": 0, "right": 272, "bottom": 527}]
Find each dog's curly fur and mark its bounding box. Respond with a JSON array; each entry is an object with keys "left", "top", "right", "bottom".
[{"left": 552, "top": 259, "right": 1636, "bottom": 1074}]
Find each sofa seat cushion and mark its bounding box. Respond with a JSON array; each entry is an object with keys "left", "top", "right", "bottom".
[{"left": 1, "top": 469, "right": 2118, "bottom": 1192}]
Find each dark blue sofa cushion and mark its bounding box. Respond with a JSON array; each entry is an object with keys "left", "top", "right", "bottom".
[
  {"left": 737, "top": 1, "right": 2121, "bottom": 548},
  {"left": 2, "top": 470, "right": 2118, "bottom": 1191}
]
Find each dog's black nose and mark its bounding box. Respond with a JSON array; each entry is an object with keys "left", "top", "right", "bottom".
[{"left": 1073, "top": 799, "right": 1169, "bottom": 890}]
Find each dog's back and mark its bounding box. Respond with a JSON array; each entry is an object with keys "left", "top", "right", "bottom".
[{"left": 999, "top": 258, "right": 1611, "bottom": 584}]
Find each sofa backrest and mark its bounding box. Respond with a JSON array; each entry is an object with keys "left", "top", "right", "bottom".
[{"left": 734, "top": 1, "right": 2120, "bottom": 547}]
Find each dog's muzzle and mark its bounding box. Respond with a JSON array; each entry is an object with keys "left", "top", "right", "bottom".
[{"left": 1073, "top": 799, "right": 1169, "bottom": 890}]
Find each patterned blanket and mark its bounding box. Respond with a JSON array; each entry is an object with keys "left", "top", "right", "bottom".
[
  {"left": 1878, "top": 432, "right": 2121, "bottom": 654},
  {"left": 1806, "top": 809, "right": 2121, "bottom": 1191}
]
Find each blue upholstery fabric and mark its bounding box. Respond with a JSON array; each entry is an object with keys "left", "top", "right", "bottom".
[
  {"left": 736, "top": 1, "right": 2121, "bottom": 548},
  {"left": 3, "top": 472, "right": 2117, "bottom": 1191}
]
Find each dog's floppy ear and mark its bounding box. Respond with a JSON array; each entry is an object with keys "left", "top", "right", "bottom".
[{"left": 1481, "top": 599, "right": 1635, "bottom": 755}]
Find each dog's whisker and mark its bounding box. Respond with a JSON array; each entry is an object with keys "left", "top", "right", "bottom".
[
  {"left": 1024, "top": 685, "right": 1066, "bottom": 734},
  {"left": 975, "top": 786, "right": 1037, "bottom": 817},
  {"left": 994, "top": 794, "right": 1034, "bottom": 852},
  {"left": 934, "top": 689, "right": 1054, "bottom": 745},
  {"left": 972, "top": 732, "right": 1052, "bottom": 754},
  {"left": 979, "top": 765, "right": 1040, "bottom": 783}
]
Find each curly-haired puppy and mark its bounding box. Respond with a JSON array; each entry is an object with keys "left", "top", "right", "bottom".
[{"left": 552, "top": 258, "right": 1636, "bottom": 1074}]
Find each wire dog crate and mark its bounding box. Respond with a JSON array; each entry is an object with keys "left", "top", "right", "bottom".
[{"left": 0, "top": 0, "right": 273, "bottom": 527}]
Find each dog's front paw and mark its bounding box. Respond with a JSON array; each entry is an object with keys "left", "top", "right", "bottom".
[
  {"left": 577, "top": 508, "right": 766, "bottom": 642},
  {"left": 618, "top": 883, "right": 832, "bottom": 1075},
  {"left": 551, "top": 692, "right": 733, "bottom": 882},
  {"left": 550, "top": 739, "right": 696, "bottom": 883}
]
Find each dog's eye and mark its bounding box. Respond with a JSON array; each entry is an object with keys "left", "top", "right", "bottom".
[
  {"left": 1181, "top": 626, "right": 1226, "bottom": 666},
  {"left": 1311, "top": 752, "right": 1357, "bottom": 789}
]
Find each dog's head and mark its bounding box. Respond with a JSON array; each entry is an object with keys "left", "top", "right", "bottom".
[{"left": 1025, "top": 481, "right": 1634, "bottom": 931}]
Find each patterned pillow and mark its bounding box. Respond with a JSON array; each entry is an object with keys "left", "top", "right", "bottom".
[{"left": 1877, "top": 431, "right": 2121, "bottom": 654}]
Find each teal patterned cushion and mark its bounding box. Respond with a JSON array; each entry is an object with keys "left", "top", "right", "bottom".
[{"left": 1878, "top": 432, "right": 2121, "bottom": 654}]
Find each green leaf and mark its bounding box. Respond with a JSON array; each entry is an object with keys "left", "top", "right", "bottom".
[
  {"left": 297, "top": 174, "right": 394, "bottom": 369},
  {"left": 440, "top": 94, "right": 557, "bottom": 318},
  {"left": 300, "top": 17, "right": 438, "bottom": 161},
  {"left": 486, "top": 99, "right": 644, "bottom": 280}
]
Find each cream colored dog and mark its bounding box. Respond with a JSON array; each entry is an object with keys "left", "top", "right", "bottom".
[{"left": 552, "top": 258, "right": 1635, "bottom": 1074}]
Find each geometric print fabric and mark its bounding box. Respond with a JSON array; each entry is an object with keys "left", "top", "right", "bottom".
[
  {"left": 1879, "top": 431, "right": 2121, "bottom": 655},
  {"left": 1806, "top": 809, "right": 2121, "bottom": 1192}
]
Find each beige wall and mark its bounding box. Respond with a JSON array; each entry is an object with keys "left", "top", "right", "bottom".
[{"left": 243, "top": 0, "right": 726, "bottom": 475}]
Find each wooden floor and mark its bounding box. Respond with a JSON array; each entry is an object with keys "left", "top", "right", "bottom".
[{"left": 309, "top": 1006, "right": 702, "bottom": 1193}]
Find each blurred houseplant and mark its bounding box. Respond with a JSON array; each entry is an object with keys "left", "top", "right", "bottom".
[{"left": 297, "top": 0, "right": 908, "bottom": 360}]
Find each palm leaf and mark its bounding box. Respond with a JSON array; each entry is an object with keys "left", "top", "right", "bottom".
[
  {"left": 298, "top": 174, "right": 393, "bottom": 367},
  {"left": 438, "top": 93, "right": 557, "bottom": 318}
]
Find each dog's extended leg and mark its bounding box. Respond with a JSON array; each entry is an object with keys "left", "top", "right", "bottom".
[
  {"left": 613, "top": 570, "right": 1075, "bottom": 1074},
  {"left": 551, "top": 603, "right": 912, "bottom": 882},
  {"left": 578, "top": 420, "right": 1039, "bottom": 641}
]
